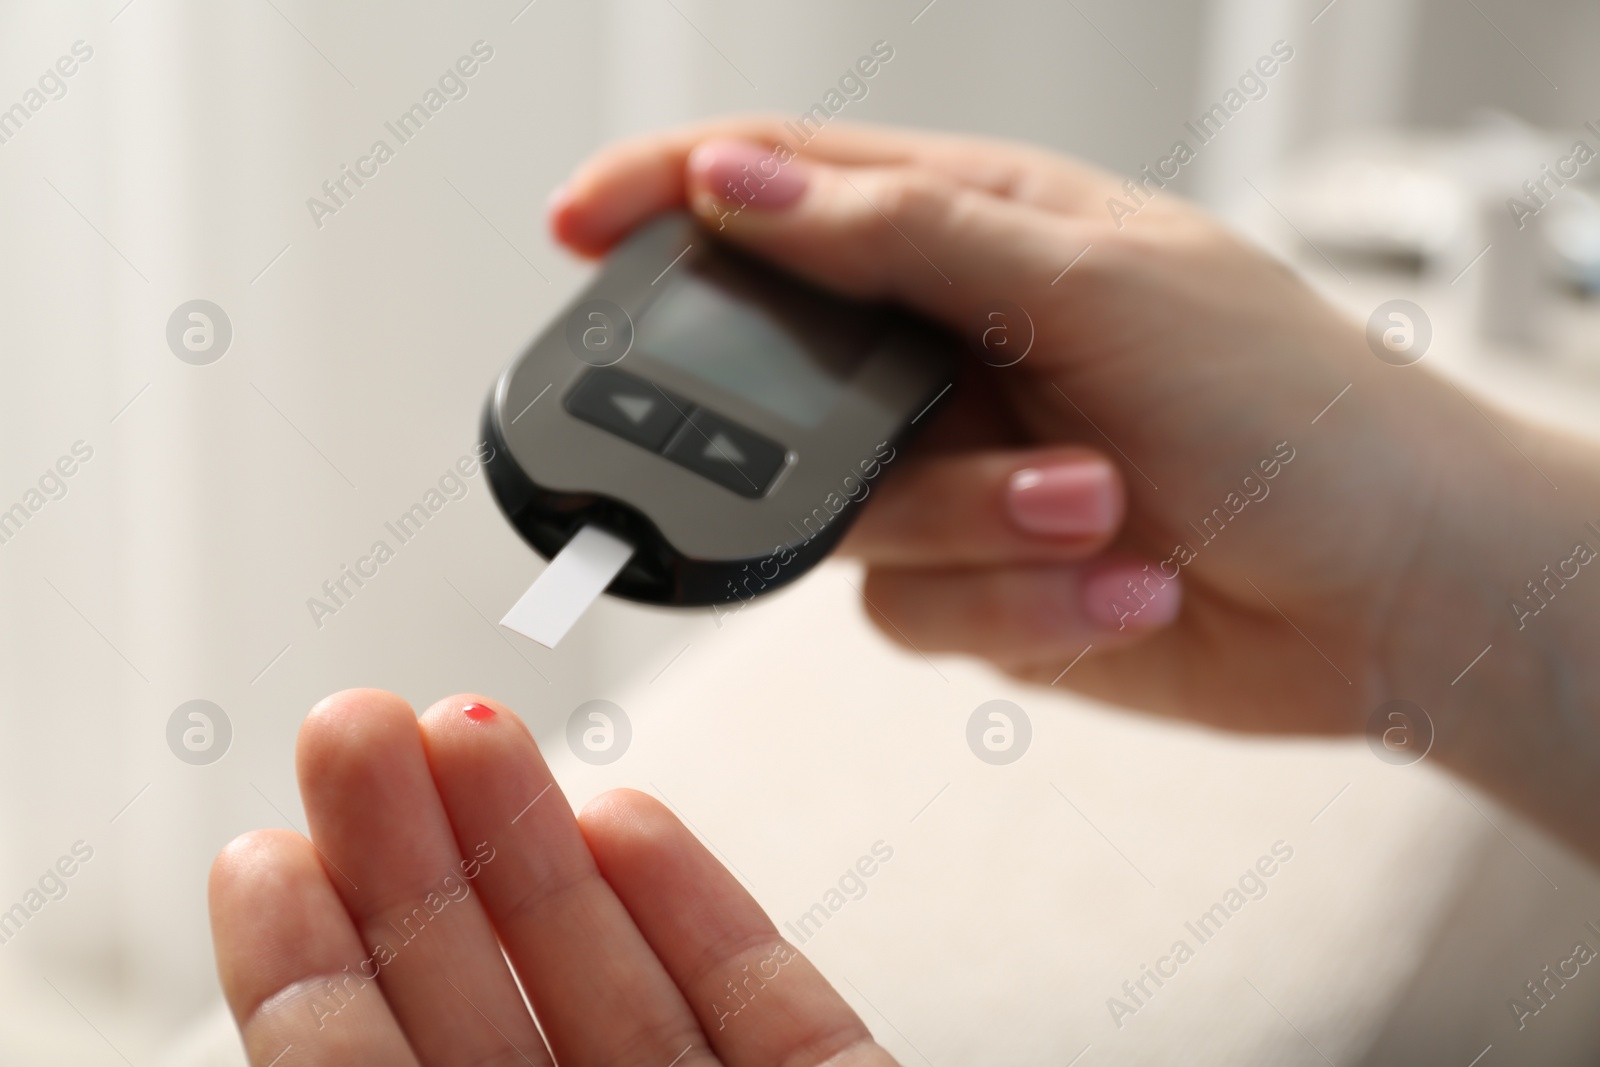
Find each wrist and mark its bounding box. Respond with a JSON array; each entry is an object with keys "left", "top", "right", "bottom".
[{"left": 1383, "top": 398, "right": 1600, "bottom": 855}]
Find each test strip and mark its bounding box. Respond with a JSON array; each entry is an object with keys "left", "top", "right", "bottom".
[{"left": 499, "top": 525, "right": 635, "bottom": 648}]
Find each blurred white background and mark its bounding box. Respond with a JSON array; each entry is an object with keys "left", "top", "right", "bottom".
[{"left": 3, "top": 0, "right": 1600, "bottom": 1063}]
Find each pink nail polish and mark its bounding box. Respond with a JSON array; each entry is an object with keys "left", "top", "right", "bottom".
[
  {"left": 462, "top": 702, "right": 496, "bottom": 723},
  {"left": 1007, "top": 463, "right": 1116, "bottom": 537},
  {"left": 688, "top": 140, "right": 807, "bottom": 211},
  {"left": 1082, "top": 562, "right": 1182, "bottom": 632}
]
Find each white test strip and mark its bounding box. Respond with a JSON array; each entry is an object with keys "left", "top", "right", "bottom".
[{"left": 499, "top": 525, "right": 635, "bottom": 648}]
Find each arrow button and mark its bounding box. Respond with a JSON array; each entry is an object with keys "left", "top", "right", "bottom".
[
  {"left": 563, "top": 368, "right": 687, "bottom": 451},
  {"left": 611, "top": 394, "right": 655, "bottom": 425},
  {"left": 663, "top": 409, "right": 786, "bottom": 498},
  {"left": 702, "top": 432, "right": 746, "bottom": 465}
]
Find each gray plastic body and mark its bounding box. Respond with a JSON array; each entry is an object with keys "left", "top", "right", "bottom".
[{"left": 483, "top": 212, "right": 957, "bottom": 606}]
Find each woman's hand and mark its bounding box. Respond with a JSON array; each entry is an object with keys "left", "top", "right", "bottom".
[
  {"left": 549, "top": 118, "right": 1476, "bottom": 732},
  {"left": 550, "top": 118, "right": 1600, "bottom": 857},
  {"left": 209, "top": 689, "right": 901, "bottom": 1067}
]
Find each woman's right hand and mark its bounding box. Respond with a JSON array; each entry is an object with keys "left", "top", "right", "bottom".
[{"left": 551, "top": 118, "right": 1600, "bottom": 852}]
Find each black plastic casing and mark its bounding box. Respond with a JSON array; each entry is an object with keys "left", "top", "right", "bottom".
[{"left": 482, "top": 213, "right": 957, "bottom": 607}]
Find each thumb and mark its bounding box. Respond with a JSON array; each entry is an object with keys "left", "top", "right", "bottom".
[{"left": 685, "top": 138, "right": 1093, "bottom": 338}]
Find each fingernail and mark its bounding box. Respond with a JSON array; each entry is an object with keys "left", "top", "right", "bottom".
[
  {"left": 545, "top": 182, "right": 572, "bottom": 213},
  {"left": 462, "top": 702, "right": 496, "bottom": 723},
  {"left": 687, "top": 140, "right": 807, "bottom": 211},
  {"left": 1081, "top": 562, "right": 1182, "bottom": 632},
  {"left": 1007, "top": 462, "right": 1117, "bottom": 537}
]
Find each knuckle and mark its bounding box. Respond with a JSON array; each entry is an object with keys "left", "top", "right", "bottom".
[
  {"left": 497, "top": 864, "right": 598, "bottom": 932},
  {"left": 867, "top": 168, "right": 949, "bottom": 232}
]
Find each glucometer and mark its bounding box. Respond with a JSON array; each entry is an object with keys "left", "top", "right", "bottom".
[{"left": 483, "top": 211, "right": 956, "bottom": 646}]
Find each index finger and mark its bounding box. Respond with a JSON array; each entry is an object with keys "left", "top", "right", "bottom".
[{"left": 550, "top": 114, "right": 1117, "bottom": 255}]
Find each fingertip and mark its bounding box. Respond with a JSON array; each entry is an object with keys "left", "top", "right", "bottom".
[
  {"left": 578, "top": 788, "right": 669, "bottom": 838},
  {"left": 416, "top": 696, "right": 556, "bottom": 830},
  {"left": 579, "top": 792, "right": 713, "bottom": 902},
  {"left": 579, "top": 788, "right": 764, "bottom": 933},
  {"left": 846, "top": 446, "right": 1125, "bottom": 570},
  {"left": 418, "top": 696, "right": 544, "bottom": 764},
  {"left": 209, "top": 828, "right": 309, "bottom": 906},
  {"left": 683, "top": 138, "right": 759, "bottom": 191},
  {"left": 302, "top": 687, "right": 414, "bottom": 735},
  {"left": 683, "top": 139, "right": 722, "bottom": 186},
  {"left": 1081, "top": 557, "right": 1184, "bottom": 632},
  {"left": 299, "top": 687, "right": 412, "bottom": 748},
  {"left": 686, "top": 138, "right": 810, "bottom": 219},
  {"left": 545, "top": 181, "right": 571, "bottom": 216},
  {"left": 297, "top": 688, "right": 417, "bottom": 780},
  {"left": 547, "top": 136, "right": 696, "bottom": 255},
  {"left": 547, "top": 183, "right": 612, "bottom": 258},
  {"left": 420, "top": 692, "right": 509, "bottom": 727},
  {"left": 858, "top": 558, "right": 1181, "bottom": 669},
  {"left": 553, "top": 118, "right": 809, "bottom": 257},
  {"left": 1005, "top": 453, "right": 1122, "bottom": 539}
]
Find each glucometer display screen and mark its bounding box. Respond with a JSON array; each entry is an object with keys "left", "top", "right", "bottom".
[{"left": 635, "top": 253, "right": 880, "bottom": 429}]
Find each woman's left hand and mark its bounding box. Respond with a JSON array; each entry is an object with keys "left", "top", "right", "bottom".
[{"left": 209, "top": 688, "right": 901, "bottom": 1067}]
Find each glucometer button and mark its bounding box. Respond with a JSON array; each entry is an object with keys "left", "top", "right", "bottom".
[
  {"left": 564, "top": 368, "right": 689, "bottom": 452},
  {"left": 662, "top": 409, "right": 787, "bottom": 498}
]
